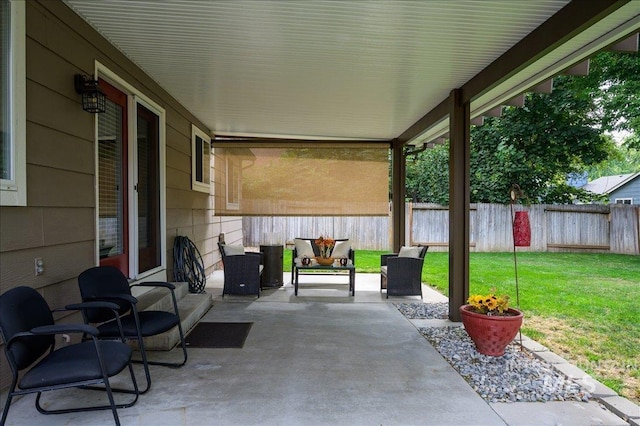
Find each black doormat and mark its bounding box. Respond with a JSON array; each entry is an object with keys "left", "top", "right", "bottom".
[{"left": 185, "top": 322, "right": 253, "bottom": 348}]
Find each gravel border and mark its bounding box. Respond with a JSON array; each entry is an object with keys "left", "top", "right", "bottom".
[
  {"left": 394, "top": 302, "right": 448, "bottom": 319},
  {"left": 394, "top": 303, "right": 590, "bottom": 403},
  {"left": 419, "top": 327, "right": 591, "bottom": 403}
]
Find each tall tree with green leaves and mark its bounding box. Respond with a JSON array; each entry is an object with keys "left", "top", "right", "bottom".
[
  {"left": 406, "top": 49, "right": 638, "bottom": 204},
  {"left": 469, "top": 76, "right": 614, "bottom": 203},
  {"left": 572, "top": 51, "right": 640, "bottom": 142},
  {"left": 406, "top": 144, "right": 449, "bottom": 204}
]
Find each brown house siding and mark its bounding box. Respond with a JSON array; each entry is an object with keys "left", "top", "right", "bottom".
[{"left": 0, "top": 0, "right": 239, "bottom": 391}]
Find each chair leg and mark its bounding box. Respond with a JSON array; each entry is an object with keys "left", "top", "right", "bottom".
[
  {"left": 1, "top": 394, "right": 12, "bottom": 426},
  {"left": 144, "top": 321, "right": 189, "bottom": 369},
  {"left": 1, "top": 377, "right": 17, "bottom": 426},
  {"left": 33, "top": 375, "right": 134, "bottom": 424},
  {"left": 132, "top": 322, "right": 188, "bottom": 395},
  {"left": 36, "top": 353, "right": 139, "bottom": 419},
  {"left": 79, "top": 350, "right": 142, "bottom": 400},
  {"left": 132, "top": 336, "right": 153, "bottom": 394},
  {"left": 101, "top": 375, "right": 122, "bottom": 426},
  {"left": 35, "top": 386, "right": 122, "bottom": 426}
]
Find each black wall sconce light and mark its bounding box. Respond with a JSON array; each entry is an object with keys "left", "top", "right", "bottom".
[{"left": 74, "top": 74, "right": 106, "bottom": 113}]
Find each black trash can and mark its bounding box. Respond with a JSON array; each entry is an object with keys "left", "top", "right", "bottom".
[{"left": 260, "top": 245, "right": 284, "bottom": 287}]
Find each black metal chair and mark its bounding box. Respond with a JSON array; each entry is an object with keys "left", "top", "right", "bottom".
[
  {"left": 0, "top": 286, "right": 139, "bottom": 426},
  {"left": 77, "top": 266, "right": 188, "bottom": 394},
  {"left": 380, "top": 246, "right": 429, "bottom": 299},
  {"left": 218, "top": 242, "right": 262, "bottom": 297}
]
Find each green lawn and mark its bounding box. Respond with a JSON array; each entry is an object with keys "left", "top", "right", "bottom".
[{"left": 283, "top": 249, "right": 640, "bottom": 402}]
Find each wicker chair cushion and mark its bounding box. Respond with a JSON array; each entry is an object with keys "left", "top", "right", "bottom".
[
  {"left": 380, "top": 265, "right": 387, "bottom": 275},
  {"left": 399, "top": 246, "right": 423, "bottom": 258},
  {"left": 331, "top": 240, "right": 351, "bottom": 258},
  {"left": 294, "top": 239, "right": 315, "bottom": 258},
  {"left": 223, "top": 244, "right": 245, "bottom": 256}
]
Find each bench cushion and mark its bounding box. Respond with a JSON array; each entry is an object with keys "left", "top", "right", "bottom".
[
  {"left": 399, "top": 246, "right": 422, "bottom": 258},
  {"left": 294, "top": 238, "right": 315, "bottom": 258},
  {"left": 331, "top": 240, "right": 351, "bottom": 258},
  {"left": 223, "top": 244, "right": 245, "bottom": 256}
]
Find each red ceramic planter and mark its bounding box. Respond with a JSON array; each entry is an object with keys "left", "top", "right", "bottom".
[{"left": 459, "top": 305, "right": 523, "bottom": 356}]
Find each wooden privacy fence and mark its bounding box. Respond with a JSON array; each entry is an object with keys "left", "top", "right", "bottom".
[
  {"left": 243, "top": 203, "right": 640, "bottom": 255},
  {"left": 243, "top": 216, "right": 391, "bottom": 250}
]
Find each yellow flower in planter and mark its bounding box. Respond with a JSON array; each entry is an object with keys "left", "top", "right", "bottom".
[{"left": 467, "top": 290, "right": 510, "bottom": 315}]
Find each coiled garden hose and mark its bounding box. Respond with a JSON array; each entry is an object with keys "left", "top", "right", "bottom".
[{"left": 173, "top": 236, "right": 207, "bottom": 293}]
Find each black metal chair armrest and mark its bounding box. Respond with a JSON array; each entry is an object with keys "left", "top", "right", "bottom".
[
  {"left": 85, "top": 292, "right": 138, "bottom": 305},
  {"left": 64, "top": 301, "right": 121, "bottom": 311},
  {"left": 131, "top": 281, "right": 181, "bottom": 317},
  {"left": 30, "top": 323, "right": 99, "bottom": 337}
]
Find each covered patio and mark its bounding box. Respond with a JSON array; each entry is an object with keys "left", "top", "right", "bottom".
[
  {"left": 2, "top": 274, "right": 633, "bottom": 425},
  {"left": 2, "top": 1, "right": 640, "bottom": 424},
  {"left": 60, "top": 0, "right": 640, "bottom": 320}
]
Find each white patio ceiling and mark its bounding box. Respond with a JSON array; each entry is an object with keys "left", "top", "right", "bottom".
[{"left": 64, "top": 0, "right": 640, "bottom": 145}]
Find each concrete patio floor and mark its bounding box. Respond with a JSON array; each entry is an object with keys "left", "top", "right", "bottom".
[{"left": 2, "top": 273, "right": 637, "bottom": 425}]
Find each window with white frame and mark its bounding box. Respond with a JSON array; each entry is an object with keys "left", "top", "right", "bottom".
[
  {"left": 191, "top": 125, "right": 211, "bottom": 193},
  {"left": 226, "top": 156, "right": 240, "bottom": 209},
  {"left": 615, "top": 198, "right": 632, "bottom": 205},
  {"left": 0, "top": 0, "right": 26, "bottom": 206}
]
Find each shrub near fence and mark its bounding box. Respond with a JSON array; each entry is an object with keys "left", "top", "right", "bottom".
[{"left": 243, "top": 203, "right": 640, "bottom": 255}]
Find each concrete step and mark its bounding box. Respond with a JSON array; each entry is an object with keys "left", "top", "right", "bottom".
[
  {"left": 133, "top": 282, "right": 212, "bottom": 351},
  {"left": 136, "top": 281, "right": 190, "bottom": 312}
]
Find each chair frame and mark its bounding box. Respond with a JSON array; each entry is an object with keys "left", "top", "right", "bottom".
[
  {"left": 0, "top": 287, "right": 139, "bottom": 426},
  {"left": 380, "top": 245, "right": 429, "bottom": 299},
  {"left": 218, "top": 242, "right": 262, "bottom": 297},
  {"left": 77, "top": 266, "right": 188, "bottom": 394}
]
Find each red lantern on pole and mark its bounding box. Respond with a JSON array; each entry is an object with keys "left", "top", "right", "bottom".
[{"left": 513, "top": 211, "right": 531, "bottom": 247}]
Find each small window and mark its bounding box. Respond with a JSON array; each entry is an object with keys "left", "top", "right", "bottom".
[
  {"left": 615, "top": 198, "right": 632, "bottom": 205},
  {"left": 226, "top": 156, "right": 240, "bottom": 209},
  {"left": 0, "top": 0, "right": 26, "bottom": 206},
  {"left": 191, "top": 125, "right": 211, "bottom": 193}
]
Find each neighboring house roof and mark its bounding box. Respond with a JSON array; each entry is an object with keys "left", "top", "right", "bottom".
[{"left": 582, "top": 172, "right": 640, "bottom": 195}]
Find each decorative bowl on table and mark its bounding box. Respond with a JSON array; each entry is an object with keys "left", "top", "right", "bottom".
[{"left": 315, "top": 256, "right": 334, "bottom": 266}]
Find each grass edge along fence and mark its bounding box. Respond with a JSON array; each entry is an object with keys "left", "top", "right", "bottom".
[{"left": 243, "top": 203, "right": 639, "bottom": 255}]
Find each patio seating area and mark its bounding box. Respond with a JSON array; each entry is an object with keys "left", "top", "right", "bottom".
[{"left": 2, "top": 273, "right": 636, "bottom": 426}]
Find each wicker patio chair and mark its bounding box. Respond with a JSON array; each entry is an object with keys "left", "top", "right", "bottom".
[
  {"left": 218, "top": 242, "right": 263, "bottom": 297},
  {"left": 380, "top": 245, "right": 428, "bottom": 299}
]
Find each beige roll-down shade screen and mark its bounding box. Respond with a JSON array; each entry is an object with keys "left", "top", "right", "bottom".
[{"left": 212, "top": 143, "right": 390, "bottom": 216}]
